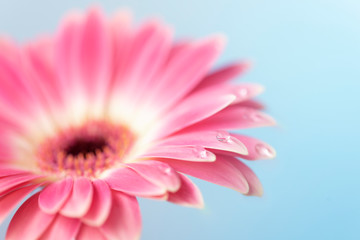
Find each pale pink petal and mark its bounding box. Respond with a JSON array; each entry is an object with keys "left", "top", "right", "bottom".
[
  {"left": 158, "top": 130, "right": 248, "bottom": 156},
  {"left": 77, "top": 225, "right": 107, "bottom": 240},
  {"left": 0, "top": 173, "right": 42, "bottom": 196},
  {"left": 0, "top": 37, "right": 19, "bottom": 64},
  {"left": 231, "top": 134, "right": 276, "bottom": 160},
  {"left": 109, "top": 10, "right": 132, "bottom": 88},
  {"left": 24, "top": 38, "right": 66, "bottom": 118},
  {"left": 125, "top": 161, "right": 181, "bottom": 192},
  {"left": 102, "top": 167, "right": 166, "bottom": 196},
  {"left": 193, "top": 61, "right": 251, "bottom": 92},
  {"left": 39, "top": 214, "right": 81, "bottom": 240},
  {"left": 38, "top": 177, "right": 73, "bottom": 214},
  {"left": 55, "top": 11, "right": 82, "bottom": 95},
  {"left": 168, "top": 174, "right": 204, "bottom": 208},
  {"left": 235, "top": 99, "right": 265, "bottom": 110},
  {"left": 6, "top": 193, "right": 56, "bottom": 240},
  {"left": 141, "top": 145, "right": 216, "bottom": 162},
  {"left": 100, "top": 192, "right": 141, "bottom": 240},
  {"left": 76, "top": 8, "right": 112, "bottom": 104},
  {"left": 160, "top": 156, "right": 249, "bottom": 194},
  {"left": 116, "top": 20, "right": 172, "bottom": 108},
  {"left": 60, "top": 177, "right": 93, "bottom": 218},
  {"left": 224, "top": 156, "right": 263, "bottom": 196},
  {"left": 0, "top": 51, "right": 36, "bottom": 118},
  {"left": 0, "top": 184, "right": 39, "bottom": 223},
  {"left": 184, "top": 106, "right": 276, "bottom": 132},
  {"left": 155, "top": 92, "right": 236, "bottom": 138},
  {"left": 82, "top": 180, "right": 112, "bottom": 227},
  {"left": 140, "top": 36, "right": 225, "bottom": 115}
]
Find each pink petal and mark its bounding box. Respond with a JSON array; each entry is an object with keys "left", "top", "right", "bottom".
[
  {"left": 55, "top": 11, "right": 82, "bottom": 96},
  {"left": 125, "top": 161, "right": 181, "bottom": 192},
  {"left": 193, "top": 61, "right": 251, "bottom": 92},
  {"left": 141, "top": 145, "right": 216, "bottom": 162},
  {"left": 100, "top": 192, "right": 141, "bottom": 240},
  {"left": 168, "top": 174, "right": 204, "bottom": 208},
  {"left": 77, "top": 225, "right": 107, "bottom": 240},
  {"left": 115, "top": 20, "right": 172, "bottom": 108},
  {"left": 0, "top": 168, "right": 27, "bottom": 177},
  {"left": 82, "top": 180, "right": 112, "bottom": 227},
  {"left": 140, "top": 36, "right": 225, "bottom": 115},
  {"left": 76, "top": 8, "right": 112, "bottom": 103},
  {"left": 0, "top": 173, "right": 42, "bottom": 196},
  {"left": 24, "top": 37, "right": 66, "bottom": 119},
  {"left": 60, "top": 177, "right": 93, "bottom": 218},
  {"left": 235, "top": 99, "right": 265, "bottom": 110},
  {"left": 160, "top": 156, "right": 249, "bottom": 194},
  {"left": 0, "top": 51, "right": 36, "bottom": 118},
  {"left": 184, "top": 106, "right": 276, "bottom": 132},
  {"left": 38, "top": 177, "right": 73, "bottom": 214},
  {"left": 102, "top": 167, "right": 166, "bottom": 196},
  {"left": 0, "top": 184, "right": 40, "bottom": 223},
  {"left": 224, "top": 156, "right": 263, "bottom": 196},
  {"left": 6, "top": 193, "right": 56, "bottom": 240},
  {"left": 155, "top": 92, "right": 236, "bottom": 138},
  {"left": 231, "top": 134, "right": 276, "bottom": 160},
  {"left": 39, "top": 214, "right": 81, "bottom": 240},
  {"left": 158, "top": 130, "right": 248, "bottom": 156},
  {"left": 109, "top": 10, "right": 132, "bottom": 88}
]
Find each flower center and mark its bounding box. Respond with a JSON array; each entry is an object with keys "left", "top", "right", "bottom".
[{"left": 36, "top": 121, "right": 135, "bottom": 177}]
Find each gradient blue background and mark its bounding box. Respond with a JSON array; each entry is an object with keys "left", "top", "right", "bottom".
[{"left": 0, "top": 0, "right": 359, "bottom": 239}]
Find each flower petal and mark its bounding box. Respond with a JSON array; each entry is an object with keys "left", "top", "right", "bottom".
[
  {"left": 155, "top": 92, "right": 235, "bottom": 138},
  {"left": 38, "top": 214, "right": 81, "bottom": 240},
  {"left": 6, "top": 193, "right": 56, "bottom": 240},
  {"left": 0, "top": 184, "right": 39, "bottom": 223},
  {"left": 60, "top": 177, "right": 93, "bottom": 218},
  {"left": 184, "top": 106, "right": 276, "bottom": 132},
  {"left": 231, "top": 134, "right": 276, "bottom": 160},
  {"left": 226, "top": 158, "right": 263, "bottom": 196},
  {"left": 160, "top": 156, "right": 249, "bottom": 194},
  {"left": 100, "top": 192, "right": 141, "bottom": 240},
  {"left": 125, "top": 160, "right": 181, "bottom": 192},
  {"left": 141, "top": 145, "right": 216, "bottom": 162},
  {"left": 77, "top": 225, "right": 107, "bottom": 240},
  {"left": 0, "top": 173, "right": 42, "bottom": 196},
  {"left": 82, "top": 180, "right": 112, "bottom": 227},
  {"left": 0, "top": 168, "right": 28, "bottom": 177},
  {"left": 193, "top": 61, "right": 251, "bottom": 91},
  {"left": 139, "top": 35, "right": 225, "bottom": 116},
  {"left": 158, "top": 130, "right": 248, "bottom": 156},
  {"left": 38, "top": 177, "right": 73, "bottom": 214},
  {"left": 102, "top": 167, "right": 166, "bottom": 196},
  {"left": 168, "top": 174, "right": 204, "bottom": 208}
]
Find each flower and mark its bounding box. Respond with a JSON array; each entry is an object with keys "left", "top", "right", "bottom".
[{"left": 0, "top": 7, "right": 276, "bottom": 240}]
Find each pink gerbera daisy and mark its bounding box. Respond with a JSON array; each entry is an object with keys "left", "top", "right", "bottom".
[{"left": 0, "top": 7, "right": 276, "bottom": 240}]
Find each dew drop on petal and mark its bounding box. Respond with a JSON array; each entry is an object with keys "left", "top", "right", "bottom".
[
  {"left": 255, "top": 143, "right": 275, "bottom": 158},
  {"left": 216, "top": 131, "right": 232, "bottom": 143},
  {"left": 237, "top": 88, "right": 248, "bottom": 98},
  {"left": 242, "top": 112, "right": 264, "bottom": 122},
  {"left": 193, "top": 146, "right": 209, "bottom": 159}
]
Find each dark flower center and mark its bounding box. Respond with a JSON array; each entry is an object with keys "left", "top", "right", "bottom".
[
  {"left": 37, "top": 121, "right": 135, "bottom": 177},
  {"left": 65, "top": 137, "right": 107, "bottom": 156}
]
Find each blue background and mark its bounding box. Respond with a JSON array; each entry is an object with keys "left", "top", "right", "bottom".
[{"left": 0, "top": 0, "right": 359, "bottom": 239}]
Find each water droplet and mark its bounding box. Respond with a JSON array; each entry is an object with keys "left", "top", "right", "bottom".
[
  {"left": 243, "top": 112, "right": 264, "bottom": 122},
  {"left": 237, "top": 88, "right": 248, "bottom": 98},
  {"left": 216, "top": 131, "right": 232, "bottom": 143},
  {"left": 255, "top": 143, "right": 275, "bottom": 158},
  {"left": 193, "top": 146, "right": 209, "bottom": 159}
]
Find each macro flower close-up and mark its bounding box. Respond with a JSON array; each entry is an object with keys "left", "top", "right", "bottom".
[{"left": 0, "top": 7, "right": 276, "bottom": 240}]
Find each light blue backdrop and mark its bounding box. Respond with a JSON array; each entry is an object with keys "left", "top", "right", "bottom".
[{"left": 0, "top": 0, "right": 359, "bottom": 239}]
